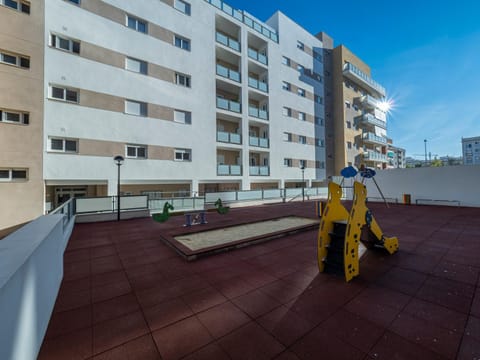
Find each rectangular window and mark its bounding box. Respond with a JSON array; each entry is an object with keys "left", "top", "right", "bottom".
[
  {"left": 314, "top": 95, "right": 323, "bottom": 104},
  {"left": 174, "top": 35, "right": 190, "bottom": 51},
  {"left": 174, "top": 109, "right": 192, "bottom": 124},
  {"left": 125, "top": 100, "right": 147, "bottom": 116},
  {"left": 282, "top": 56, "right": 290, "bottom": 66},
  {"left": 297, "top": 41, "right": 304, "bottom": 50},
  {"left": 50, "top": 86, "right": 79, "bottom": 103},
  {"left": 298, "top": 112, "right": 306, "bottom": 121},
  {"left": 284, "top": 158, "right": 292, "bottom": 167},
  {"left": 50, "top": 34, "right": 80, "bottom": 54},
  {"left": 0, "top": 109, "right": 29, "bottom": 124},
  {"left": 346, "top": 121, "right": 351, "bottom": 129},
  {"left": 174, "top": 0, "right": 190, "bottom": 15},
  {"left": 175, "top": 148, "right": 191, "bottom": 161},
  {"left": 299, "top": 159, "right": 306, "bottom": 168},
  {"left": 283, "top": 132, "right": 292, "bottom": 142},
  {"left": 49, "top": 138, "right": 78, "bottom": 153},
  {"left": 126, "top": 144, "right": 147, "bottom": 159},
  {"left": 1, "top": 0, "right": 29, "bottom": 13},
  {"left": 314, "top": 116, "right": 324, "bottom": 126},
  {"left": 66, "top": 0, "right": 80, "bottom": 4},
  {"left": 318, "top": 161, "right": 325, "bottom": 169},
  {"left": 316, "top": 139, "right": 324, "bottom": 147},
  {"left": 297, "top": 88, "right": 306, "bottom": 97},
  {"left": 299, "top": 135, "right": 307, "bottom": 144},
  {"left": 125, "top": 57, "right": 147, "bottom": 74},
  {"left": 282, "top": 81, "right": 290, "bottom": 91},
  {"left": 313, "top": 51, "right": 322, "bottom": 62},
  {"left": 175, "top": 72, "right": 191, "bottom": 87},
  {"left": 345, "top": 101, "right": 351, "bottom": 109},
  {"left": 0, "top": 51, "right": 30, "bottom": 69},
  {"left": 0, "top": 168, "right": 28, "bottom": 181},
  {"left": 347, "top": 141, "right": 352, "bottom": 149},
  {"left": 297, "top": 64, "right": 304, "bottom": 73},
  {"left": 282, "top": 107, "right": 291, "bottom": 117},
  {"left": 126, "top": 15, "right": 147, "bottom": 33}
]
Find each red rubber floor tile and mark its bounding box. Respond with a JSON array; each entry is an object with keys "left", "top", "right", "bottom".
[
  {"left": 232, "top": 288, "right": 282, "bottom": 318},
  {"left": 181, "top": 286, "right": 227, "bottom": 314},
  {"left": 457, "top": 335, "right": 480, "bottom": 360},
  {"left": 92, "top": 334, "right": 160, "bottom": 360},
  {"left": 181, "top": 343, "right": 230, "bottom": 360},
  {"left": 196, "top": 301, "right": 250, "bottom": 338},
  {"left": 45, "top": 304, "right": 92, "bottom": 340},
  {"left": 143, "top": 297, "right": 193, "bottom": 331},
  {"left": 92, "top": 293, "right": 140, "bottom": 324},
  {"left": 38, "top": 328, "right": 92, "bottom": 360}
]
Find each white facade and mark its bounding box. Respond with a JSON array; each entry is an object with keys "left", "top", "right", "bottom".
[
  {"left": 462, "top": 136, "right": 480, "bottom": 165},
  {"left": 42, "top": 0, "right": 326, "bottom": 206}
]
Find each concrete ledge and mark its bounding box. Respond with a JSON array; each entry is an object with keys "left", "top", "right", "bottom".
[{"left": 75, "top": 209, "right": 150, "bottom": 223}]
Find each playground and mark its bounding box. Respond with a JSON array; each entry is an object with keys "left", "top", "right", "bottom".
[{"left": 39, "top": 198, "right": 480, "bottom": 359}]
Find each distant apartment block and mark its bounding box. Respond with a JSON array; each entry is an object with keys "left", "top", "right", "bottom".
[
  {"left": 0, "top": 0, "right": 398, "bottom": 230},
  {"left": 387, "top": 142, "right": 406, "bottom": 169},
  {"left": 462, "top": 136, "right": 480, "bottom": 165}
]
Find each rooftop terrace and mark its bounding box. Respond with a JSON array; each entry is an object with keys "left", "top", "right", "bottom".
[{"left": 38, "top": 202, "right": 480, "bottom": 359}]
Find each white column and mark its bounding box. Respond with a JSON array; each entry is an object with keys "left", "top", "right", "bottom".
[
  {"left": 191, "top": 179, "right": 199, "bottom": 196},
  {"left": 107, "top": 178, "right": 117, "bottom": 196}
]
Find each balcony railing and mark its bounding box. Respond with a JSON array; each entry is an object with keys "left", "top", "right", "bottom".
[
  {"left": 248, "top": 77, "right": 268, "bottom": 92},
  {"left": 217, "top": 131, "right": 241, "bottom": 144},
  {"left": 216, "top": 64, "right": 241, "bottom": 83},
  {"left": 357, "top": 95, "right": 380, "bottom": 110},
  {"left": 217, "top": 97, "right": 241, "bottom": 113},
  {"left": 247, "top": 48, "right": 268, "bottom": 65},
  {"left": 363, "top": 132, "right": 387, "bottom": 145},
  {"left": 248, "top": 106, "right": 268, "bottom": 120},
  {"left": 249, "top": 136, "right": 269, "bottom": 148},
  {"left": 343, "top": 62, "right": 386, "bottom": 96},
  {"left": 216, "top": 32, "right": 240, "bottom": 52},
  {"left": 363, "top": 150, "right": 388, "bottom": 162},
  {"left": 357, "top": 113, "right": 387, "bottom": 129},
  {"left": 217, "top": 164, "right": 242, "bottom": 176},
  {"left": 249, "top": 165, "right": 269, "bottom": 176}
]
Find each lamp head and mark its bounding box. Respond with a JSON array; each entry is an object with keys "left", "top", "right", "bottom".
[{"left": 114, "top": 155, "right": 124, "bottom": 166}]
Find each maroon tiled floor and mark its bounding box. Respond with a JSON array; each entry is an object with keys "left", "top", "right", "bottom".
[{"left": 39, "top": 202, "right": 480, "bottom": 359}]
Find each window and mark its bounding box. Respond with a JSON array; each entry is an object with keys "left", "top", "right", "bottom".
[
  {"left": 297, "top": 41, "right": 304, "bottom": 50},
  {"left": 282, "top": 81, "right": 290, "bottom": 91},
  {"left": 299, "top": 135, "right": 307, "bottom": 144},
  {"left": 125, "top": 100, "right": 147, "bottom": 116},
  {"left": 174, "top": 35, "right": 190, "bottom": 51},
  {"left": 1, "top": 0, "right": 30, "bottom": 14},
  {"left": 0, "top": 109, "right": 29, "bottom": 124},
  {"left": 50, "top": 34, "right": 80, "bottom": 54},
  {"left": 282, "top": 107, "right": 291, "bottom": 117},
  {"left": 126, "top": 144, "right": 147, "bottom": 159},
  {"left": 174, "top": 110, "right": 191, "bottom": 124},
  {"left": 316, "top": 139, "right": 324, "bottom": 147},
  {"left": 283, "top": 132, "right": 292, "bottom": 142},
  {"left": 125, "top": 57, "right": 147, "bottom": 74},
  {"left": 175, "top": 148, "right": 191, "bottom": 161},
  {"left": 297, "top": 64, "right": 304, "bottom": 73},
  {"left": 297, "top": 88, "right": 305, "bottom": 97},
  {"left": 0, "top": 168, "right": 28, "bottom": 182},
  {"left": 282, "top": 56, "right": 290, "bottom": 66},
  {"left": 313, "top": 51, "right": 322, "bottom": 62},
  {"left": 318, "top": 161, "right": 325, "bottom": 169},
  {"left": 175, "top": 72, "right": 191, "bottom": 87},
  {"left": 346, "top": 121, "right": 351, "bottom": 129},
  {"left": 0, "top": 51, "right": 30, "bottom": 68},
  {"left": 298, "top": 112, "right": 306, "bottom": 121},
  {"left": 66, "top": 0, "right": 80, "bottom": 4},
  {"left": 312, "top": 72, "right": 322, "bottom": 82},
  {"left": 174, "top": 0, "right": 190, "bottom": 15},
  {"left": 345, "top": 101, "right": 351, "bottom": 109},
  {"left": 126, "top": 15, "right": 147, "bottom": 33},
  {"left": 315, "top": 116, "right": 324, "bottom": 126},
  {"left": 347, "top": 141, "right": 352, "bottom": 149},
  {"left": 49, "top": 137, "right": 78, "bottom": 152},
  {"left": 284, "top": 158, "right": 292, "bottom": 167},
  {"left": 50, "top": 86, "right": 79, "bottom": 103},
  {"left": 314, "top": 95, "right": 323, "bottom": 104}
]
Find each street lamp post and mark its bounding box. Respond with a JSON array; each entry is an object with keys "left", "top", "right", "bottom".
[
  {"left": 424, "top": 139, "right": 427, "bottom": 166},
  {"left": 301, "top": 165, "right": 305, "bottom": 202},
  {"left": 114, "top": 155, "right": 124, "bottom": 221}
]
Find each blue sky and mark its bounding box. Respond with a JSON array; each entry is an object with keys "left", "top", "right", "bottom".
[{"left": 225, "top": 0, "right": 480, "bottom": 157}]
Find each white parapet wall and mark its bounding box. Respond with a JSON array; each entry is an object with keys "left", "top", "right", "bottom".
[
  {"left": 365, "top": 165, "right": 480, "bottom": 207},
  {"left": 0, "top": 213, "right": 74, "bottom": 360}
]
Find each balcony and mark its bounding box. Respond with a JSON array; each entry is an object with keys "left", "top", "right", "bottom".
[
  {"left": 217, "top": 164, "right": 242, "bottom": 176},
  {"left": 343, "top": 62, "right": 386, "bottom": 97},
  {"left": 217, "top": 97, "right": 241, "bottom": 113},
  {"left": 217, "top": 131, "right": 241, "bottom": 144},
  {"left": 249, "top": 166, "right": 269, "bottom": 176},
  {"left": 249, "top": 136, "right": 269, "bottom": 148},
  {"left": 248, "top": 48, "right": 268, "bottom": 65},
  {"left": 363, "top": 150, "right": 388, "bottom": 162},
  {"left": 248, "top": 106, "right": 268, "bottom": 120},
  {"left": 216, "top": 64, "right": 241, "bottom": 83},
  {"left": 362, "top": 132, "right": 388, "bottom": 145},
  {"left": 248, "top": 77, "right": 268, "bottom": 93},
  {"left": 216, "top": 32, "right": 240, "bottom": 52},
  {"left": 356, "top": 95, "right": 380, "bottom": 110},
  {"left": 357, "top": 113, "right": 387, "bottom": 129}
]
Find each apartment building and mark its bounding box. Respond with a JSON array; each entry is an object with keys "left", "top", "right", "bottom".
[
  {"left": 326, "top": 44, "right": 390, "bottom": 176},
  {"left": 0, "top": 0, "right": 329, "bottom": 230},
  {"left": 462, "top": 136, "right": 480, "bottom": 165},
  {"left": 387, "top": 142, "right": 406, "bottom": 169}
]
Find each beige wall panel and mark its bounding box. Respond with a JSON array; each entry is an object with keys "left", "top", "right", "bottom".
[
  {"left": 0, "top": 5, "right": 44, "bottom": 43},
  {"left": 160, "top": 0, "right": 175, "bottom": 8},
  {"left": 292, "top": 159, "right": 300, "bottom": 168},
  {"left": 307, "top": 160, "right": 316, "bottom": 168},
  {"left": 307, "top": 137, "right": 315, "bottom": 146},
  {"left": 149, "top": 104, "right": 174, "bottom": 121},
  {"left": 149, "top": 24, "right": 174, "bottom": 44},
  {"left": 149, "top": 145, "right": 174, "bottom": 160},
  {"left": 122, "top": 183, "right": 190, "bottom": 195},
  {"left": 82, "top": 0, "right": 125, "bottom": 24},
  {"left": 80, "top": 89, "right": 124, "bottom": 113},
  {"left": 250, "top": 182, "right": 278, "bottom": 190},
  {"left": 148, "top": 63, "right": 175, "bottom": 83},
  {"left": 81, "top": 42, "right": 124, "bottom": 68},
  {"left": 79, "top": 139, "right": 124, "bottom": 157},
  {"left": 304, "top": 46, "right": 313, "bottom": 56}
]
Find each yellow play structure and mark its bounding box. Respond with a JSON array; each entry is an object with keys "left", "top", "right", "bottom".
[{"left": 317, "top": 180, "right": 399, "bottom": 282}]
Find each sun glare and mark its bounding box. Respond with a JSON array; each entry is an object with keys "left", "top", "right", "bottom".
[{"left": 378, "top": 98, "right": 394, "bottom": 113}]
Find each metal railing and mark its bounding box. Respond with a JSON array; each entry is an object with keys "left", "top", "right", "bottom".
[
  {"left": 216, "top": 64, "right": 241, "bottom": 82},
  {"left": 247, "top": 48, "right": 268, "bottom": 65},
  {"left": 248, "top": 77, "right": 268, "bottom": 92},
  {"left": 75, "top": 195, "right": 148, "bottom": 214},
  {"left": 49, "top": 198, "right": 76, "bottom": 230},
  {"left": 215, "top": 32, "right": 241, "bottom": 52},
  {"left": 249, "top": 136, "right": 269, "bottom": 148},
  {"left": 217, "top": 164, "right": 242, "bottom": 175},
  {"left": 217, "top": 131, "right": 241, "bottom": 144},
  {"left": 249, "top": 166, "right": 270, "bottom": 176},
  {"left": 248, "top": 106, "right": 268, "bottom": 120},
  {"left": 217, "top": 97, "right": 242, "bottom": 113}
]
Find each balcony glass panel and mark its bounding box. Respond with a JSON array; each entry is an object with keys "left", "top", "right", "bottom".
[
  {"left": 258, "top": 53, "right": 267, "bottom": 65},
  {"left": 258, "top": 82, "right": 268, "bottom": 92},
  {"left": 248, "top": 106, "right": 259, "bottom": 118},
  {"left": 229, "top": 101, "right": 241, "bottom": 113},
  {"left": 249, "top": 166, "right": 259, "bottom": 176},
  {"left": 216, "top": 97, "right": 229, "bottom": 110},
  {"left": 259, "top": 166, "right": 269, "bottom": 176},
  {"left": 216, "top": 32, "right": 228, "bottom": 46},
  {"left": 217, "top": 98, "right": 241, "bottom": 113},
  {"left": 248, "top": 77, "right": 258, "bottom": 88},
  {"left": 249, "top": 136, "right": 259, "bottom": 147},
  {"left": 248, "top": 48, "right": 268, "bottom": 65},
  {"left": 259, "top": 138, "right": 269, "bottom": 148},
  {"left": 217, "top": 131, "right": 229, "bottom": 142},
  {"left": 216, "top": 64, "right": 229, "bottom": 78},
  {"left": 363, "top": 132, "right": 387, "bottom": 144},
  {"left": 259, "top": 110, "right": 268, "bottom": 120},
  {"left": 231, "top": 165, "right": 241, "bottom": 175},
  {"left": 217, "top": 164, "right": 230, "bottom": 175},
  {"left": 230, "top": 133, "right": 241, "bottom": 144},
  {"left": 216, "top": 64, "right": 241, "bottom": 82}
]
